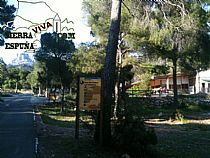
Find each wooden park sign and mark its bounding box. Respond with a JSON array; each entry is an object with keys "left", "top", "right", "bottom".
[
  {"left": 75, "top": 76, "right": 102, "bottom": 140},
  {"left": 79, "top": 77, "right": 101, "bottom": 111}
]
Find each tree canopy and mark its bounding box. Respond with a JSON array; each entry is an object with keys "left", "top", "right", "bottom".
[
  {"left": 0, "top": 57, "right": 6, "bottom": 87},
  {"left": 0, "top": 0, "right": 16, "bottom": 46},
  {"left": 35, "top": 32, "right": 75, "bottom": 86},
  {"left": 83, "top": 0, "right": 210, "bottom": 71},
  {"left": 35, "top": 32, "right": 75, "bottom": 110},
  {"left": 67, "top": 44, "right": 105, "bottom": 75}
]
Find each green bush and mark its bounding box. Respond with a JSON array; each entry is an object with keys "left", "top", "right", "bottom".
[
  {"left": 174, "top": 109, "right": 185, "bottom": 122},
  {"left": 64, "top": 93, "right": 76, "bottom": 101},
  {"left": 178, "top": 94, "right": 210, "bottom": 112},
  {"left": 113, "top": 117, "right": 157, "bottom": 157}
]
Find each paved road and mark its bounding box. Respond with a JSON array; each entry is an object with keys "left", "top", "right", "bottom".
[{"left": 0, "top": 94, "right": 47, "bottom": 158}]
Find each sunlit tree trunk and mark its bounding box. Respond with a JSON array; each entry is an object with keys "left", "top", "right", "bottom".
[
  {"left": 45, "top": 87, "right": 49, "bottom": 98},
  {"left": 38, "top": 86, "right": 41, "bottom": 96},
  {"left": 53, "top": 86, "right": 57, "bottom": 103},
  {"left": 15, "top": 82, "right": 18, "bottom": 93},
  {"left": 102, "top": 0, "right": 122, "bottom": 146},
  {"left": 61, "top": 84, "right": 65, "bottom": 113},
  {"left": 114, "top": 46, "right": 122, "bottom": 119}
]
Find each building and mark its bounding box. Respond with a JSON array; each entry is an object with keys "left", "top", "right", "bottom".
[
  {"left": 150, "top": 73, "right": 194, "bottom": 94},
  {"left": 150, "top": 69, "right": 210, "bottom": 94},
  {"left": 195, "top": 69, "right": 210, "bottom": 93}
]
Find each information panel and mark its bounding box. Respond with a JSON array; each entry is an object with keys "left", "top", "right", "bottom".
[{"left": 79, "top": 77, "right": 101, "bottom": 110}]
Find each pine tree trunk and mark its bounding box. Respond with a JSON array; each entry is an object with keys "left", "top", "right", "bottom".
[
  {"left": 15, "top": 82, "right": 18, "bottom": 93},
  {"left": 102, "top": 0, "right": 122, "bottom": 146},
  {"left": 38, "top": 86, "right": 41, "bottom": 96},
  {"left": 172, "top": 50, "right": 178, "bottom": 106},
  {"left": 53, "top": 86, "right": 57, "bottom": 103},
  {"left": 114, "top": 47, "right": 122, "bottom": 119},
  {"left": 172, "top": 31, "right": 180, "bottom": 107},
  {"left": 69, "top": 87, "right": 72, "bottom": 96},
  {"left": 45, "top": 88, "right": 49, "bottom": 98},
  {"left": 121, "top": 79, "right": 126, "bottom": 103},
  {"left": 61, "top": 85, "right": 65, "bottom": 113}
]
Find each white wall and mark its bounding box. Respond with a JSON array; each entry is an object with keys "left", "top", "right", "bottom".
[{"left": 195, "top": 69, "right": 210, "bottom": 93}]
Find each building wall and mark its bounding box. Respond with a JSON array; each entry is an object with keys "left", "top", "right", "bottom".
[
  {"left": 168, "top": 76, "right": 189, "bottom": 85},
  {"left": 151, "top": 75, "right": 191, "bottom": 93},
  {"left": 151, "top": 70, "right": 210, "bottom": 94},
  {"left": 195, "top": 70, "right": 210, "bottom": 93}
]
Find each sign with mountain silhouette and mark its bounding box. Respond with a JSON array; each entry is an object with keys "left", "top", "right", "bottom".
[{"left": 4, "top": 0, "right": 75, "bottom": 53}]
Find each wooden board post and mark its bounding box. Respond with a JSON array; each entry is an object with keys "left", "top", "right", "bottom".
[{"left": 75, "top": 76, "right": 80, "bottom": 140}]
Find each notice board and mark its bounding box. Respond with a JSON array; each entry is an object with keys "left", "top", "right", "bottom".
[{"left": 79, "top": 77, "right": 101, "bottom": 110}]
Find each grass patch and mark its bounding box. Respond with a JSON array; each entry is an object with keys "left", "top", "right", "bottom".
[
  {"left": 149, "top": 118, "right": 210, "bottom": 158},
  {"left": 127, "top": 96, "right": 210, "bottom": 158},
  {"left": 37, "top": 104, "right": 76, "bottom": 128},
  {"left": 37, "top": 104, "right": 95, "bottom": 128},
  {"left": 41, "top": 114, "right": 75, "bottom": 127},
  {"left": 38, "top": 104, "right": 75, "bottom": 116},
  {"left": 157, "top": 127, "right": 210, "bottom": 158}
]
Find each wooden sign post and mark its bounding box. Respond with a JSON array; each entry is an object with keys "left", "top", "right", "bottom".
[
  {"left": 79, "top": 77, "right": 101, "bottom": 111},
  {"left": 75, "top": 77, "right": 101, "bottom": 140}
]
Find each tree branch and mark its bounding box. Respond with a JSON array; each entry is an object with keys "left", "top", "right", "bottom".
[{"left": 122, "top": 0, "right": 135, "bottom": 18}]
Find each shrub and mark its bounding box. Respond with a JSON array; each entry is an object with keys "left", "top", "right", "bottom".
[
  {"left": 174, "top": 109, "right": 185, "bottom": 122},
  {"left": 64, "top": 93, "right": 76, "bottom": 101},
  {"left": 113, "top": 116, "right": 157, "bottom": 157}
]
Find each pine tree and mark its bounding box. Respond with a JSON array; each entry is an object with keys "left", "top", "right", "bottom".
[
  {"left": 0, "top": 0, "right": 16, "bottom": 46},
  {"left": 102, "top": 0, "right": 122, "bottom": 146}
]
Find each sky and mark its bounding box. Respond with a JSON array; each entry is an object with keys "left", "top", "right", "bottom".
[{"left": 0, "top": 0, "right": 94, "bottom": 64}]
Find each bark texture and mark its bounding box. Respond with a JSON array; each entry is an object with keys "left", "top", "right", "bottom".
[{"left": 102, "top": 0, "right": 122, "bottom": 146}]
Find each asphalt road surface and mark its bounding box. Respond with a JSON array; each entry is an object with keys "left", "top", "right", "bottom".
[{"left": 0, "top": 94, "right": 47, "bottom": 158}]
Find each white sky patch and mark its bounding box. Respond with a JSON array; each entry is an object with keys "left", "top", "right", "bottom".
[{"left": 0, "top": 0, "right": 94, "bottom": 64}]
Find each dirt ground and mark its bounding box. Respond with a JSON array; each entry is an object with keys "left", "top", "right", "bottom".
[
  {"left": 36, "top": 111, "right": 210, "bottom": 158},
  {"left": 36, "top": 113, "right": 119, "bottom": 158},
  {"left": 146, "top": 113, "right": 210, "bottom": 158}
]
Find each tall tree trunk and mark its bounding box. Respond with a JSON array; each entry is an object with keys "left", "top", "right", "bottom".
[
  {"left": 53, "top": 86, "right": 57, "bottom": 103},
  {"left": 122, "top": 79, "right": 126, "bottom": 101},
  {"left": 102, "top": 0, "right": 122, "bottom": 146},
  {"left": 172, "top": 50, "right": 178, "bottom": 106},
  {"left": 172, "top": 31, "right": 181, "bottom": 107},
  {"left": 15, "top": 82, "right": 18, "bottom": 93},
  {"left": 38, "top": 86, "right": 41, "bottom": 96},
  {"left": 114, "top": 84, "right": 119, "bottom": 118},
  {"left": 61, "top": 85, "right": 65, "bottom": 113},
  {"left": 114, "top": 47, "right": 122, "bottom": 119},
  {"left": 45, "top": 87, "right": 49, "bottom": 98},
  {"left": 69, "top": 87, "right": 72, "bottom": 96}
]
